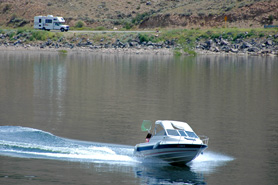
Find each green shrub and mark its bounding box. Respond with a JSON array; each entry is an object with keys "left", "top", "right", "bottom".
[
  {"left": 3, "top": 4, "right": 12, "bottom": 13},
  {"left": 30, "top": 30, "right": 57, "bottom": 41},
  {"left": 95, "top": 26, "right": 105, "bottom": 30},
  {"left": 259, "top": 33, "right": 265, "bottom": 38},
  {"left": 8, "top": 31, "right": 16, "bottom": 39},
  {"left": 75, "top": 21, "right": 85, "bottom": 28},
  {"left": 174, "top": 50, "right": 182, "bottom": 57},
  {"left": 132, "top": 12, "right": 151, "bottom": 25},
  {"left": 16, "top": 27, "right": 29, "bottom": 34},
  {"left": 123, "top": 22, "right": 133, "bottom": 30},
  {"left": 138, "top": 33, "right": 156, "bottom": 43}
]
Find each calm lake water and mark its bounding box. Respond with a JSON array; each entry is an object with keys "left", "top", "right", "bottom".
[{"left": 0, "top": 51, "right": 277, "bottom": 185}]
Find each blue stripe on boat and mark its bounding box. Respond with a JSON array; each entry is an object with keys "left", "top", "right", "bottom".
[{"left": 136, "top": 144, "right": 207, "bottom": 152}]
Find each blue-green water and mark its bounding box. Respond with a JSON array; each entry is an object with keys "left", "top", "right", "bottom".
[{"left": 0, "top": 51, "right": 277, "bottom": 184}]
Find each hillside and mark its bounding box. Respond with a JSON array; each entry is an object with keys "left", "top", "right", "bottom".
[{"left": 0, "top": 0, "right": 277, "bottom": 29}]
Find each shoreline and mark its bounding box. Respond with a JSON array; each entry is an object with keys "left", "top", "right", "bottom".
[
  {"left": 1, "top": 28, "right": 277, "bottom": 56},
  {"left": 0, "top": 45, "right": 174, "bottom": 55},
  {"left": 0, "top": 45, "right": 277, "bottom": 57}
]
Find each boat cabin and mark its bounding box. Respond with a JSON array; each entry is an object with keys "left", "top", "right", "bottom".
[
  {"left": 154, "top": 120, "right": 198, "bottom": 138},
  {"left": 145, "top": 120, "right": 202, "bottom": 144}
]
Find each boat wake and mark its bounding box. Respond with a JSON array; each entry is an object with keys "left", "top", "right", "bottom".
[
  {"left": 188, "top": 151, "right": 234, "bottom": 174},
  {"left": 0, "top": 126, "right": 136, "bottom": 164},
  {"left": 0, "top": 126, "right": 233, "bottom": 171}
]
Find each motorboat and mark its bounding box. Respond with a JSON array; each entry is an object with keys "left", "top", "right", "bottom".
[{"left": 134, "top": 120, "right": 209, "bottom": 165}]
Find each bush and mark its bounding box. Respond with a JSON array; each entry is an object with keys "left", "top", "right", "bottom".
[
  {"left": 95, "top": 26, "right": 105, "bottom": 30},
  {"left": 8, "top": 31, "right": 16, "bottom": 39},
  {"left": 132, "top": 12, "right": 151, "bottom": 25},
  {"left": 138, "top": 33, "right": 155, "bottom": 43},
  {"left": 268, "top": 15, "right": 274, "bottom": 25},
  {"left": 123, "top": 22, "right": 133, "bottom": 30},
  {"left": 16, "top": 27, "right": 29, "bottom": 34},
  {"left": 75, "top": 21, "right": 85, "bottom": 28},
  {"left": 30, "top": 30, "right": 57, "bottom": 41},
  {"left": 3, "top": 4, "right": 12, "bottom": 13}
]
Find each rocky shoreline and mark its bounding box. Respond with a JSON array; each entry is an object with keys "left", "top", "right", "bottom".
[
  {"left": 0, "top": 31, "right": 277, "bottom": 56},
  {"left": 196, "top": 35, "right": 278, "bottom": 56}
]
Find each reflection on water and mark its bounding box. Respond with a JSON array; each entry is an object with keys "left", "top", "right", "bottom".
[{"left": 0, "top": 51, "right": 277, "bottom": 185}]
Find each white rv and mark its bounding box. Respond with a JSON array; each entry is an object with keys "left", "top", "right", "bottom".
[{"left": 34, "top": 15, "right": 69, "bottom": 32}]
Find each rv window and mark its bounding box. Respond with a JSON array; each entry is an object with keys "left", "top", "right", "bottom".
[
  {"left": 185, "top": 131, "right": 198, "bottom": 138},
  {"left": 39, "top": 19, "right": 41, "bottom": 23},
  {"left": 45, "top": 19, "right": 52, "bottom": 23},
  {"left": 167, "top": 129, "right": 180, "bottom": 136}
]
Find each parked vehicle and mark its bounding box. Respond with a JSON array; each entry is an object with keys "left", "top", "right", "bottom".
[{"left": 34, "top": 15, "right": 69, "bottom": 32}]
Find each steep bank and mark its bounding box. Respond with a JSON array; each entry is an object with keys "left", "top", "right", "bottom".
[
  {"left": 0, "top": 0, "right": 277, "bottom": 29},
  {"left": 139, "top": 1, "right": 278, "bottom": 29}
]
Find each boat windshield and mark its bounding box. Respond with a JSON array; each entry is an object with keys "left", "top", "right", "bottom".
[
  {"left": 155, "top": 124, "right": 166, "bottom": 136},
  {"left": 167, "top": 129, "right": 180, "bottom": 136},
  {"left": 178, "top": 130, "right": 187, "bottom": 136},
  {"left": 166, "top": 129, "right": 199, "bottom": 138},
  {"left": 185, "top": 131, "right": 198, "bottom": 138}
]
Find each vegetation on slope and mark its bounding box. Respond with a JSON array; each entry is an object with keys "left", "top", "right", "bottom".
[{"left": 0, "top": 0, "right": 277, "bottom": 29}]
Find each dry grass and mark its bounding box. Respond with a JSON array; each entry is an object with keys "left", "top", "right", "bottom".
[{"left": 0, "top": 0, "right": 277, "bottom": 29}]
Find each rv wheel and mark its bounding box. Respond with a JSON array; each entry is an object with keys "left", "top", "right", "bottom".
[
  {"left": 42, "top": 27, "right": 46, "bottom": 31},
  {"left": 60, "top": 28, "right": 65, "bottom": 32}
]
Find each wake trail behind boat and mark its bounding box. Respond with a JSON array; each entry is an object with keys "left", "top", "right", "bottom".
[
  {"left": 0, "top": 126, "right": 233, "bottom": 171},
  {"left": 0, "top": 126, "right": 137, "bottom": 164}
]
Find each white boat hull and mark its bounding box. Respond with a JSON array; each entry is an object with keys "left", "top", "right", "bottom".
[{"left": 134, "top": 143, "right": 207, "bottom": 165}]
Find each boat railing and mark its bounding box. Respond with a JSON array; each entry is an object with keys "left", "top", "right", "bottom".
[{"left": 199, "top": 135, "right": 209, "bottom": 145}]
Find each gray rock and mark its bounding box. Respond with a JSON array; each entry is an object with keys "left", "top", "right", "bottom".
[
  {"left": 147, "top": 41, "right": 153, "bottom": 46},
  {"left": 230, "top": 48, "right": 238, "bottom": 53},
  {"left": 210, "top": 46, "right": 219, "bottom": 52},
  {"left": 248, "top": 47, "right": 260, "bottom": 52},
  {"left": 205, "top": 40, "right": 214, "bottom": 49},
  {"left": 265, "top": 40, "right": 273, "bottom": 46},
  {"left": 221, "top": 46, "right": 231, "bottom": 52},
  {"left": 129, "top": 41, "right": 138, "bottom": 47},
  {"left": 260, "top": 49, "right": 271, "bottom": 54},
  {"left": 220, "top": 38, "right": 229, "bottom": 46},
  {"left": 240, "top": 42, "right": 252, "bottom": 49},
  {"left": 43, "top": 39, "right": 52, "bottom": 46},
  {"left": 13, "top": 40, "right": 21, "bottom": 45},
  {"left": 86, "top": 41, "right": 93, "bottom": 45}
]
